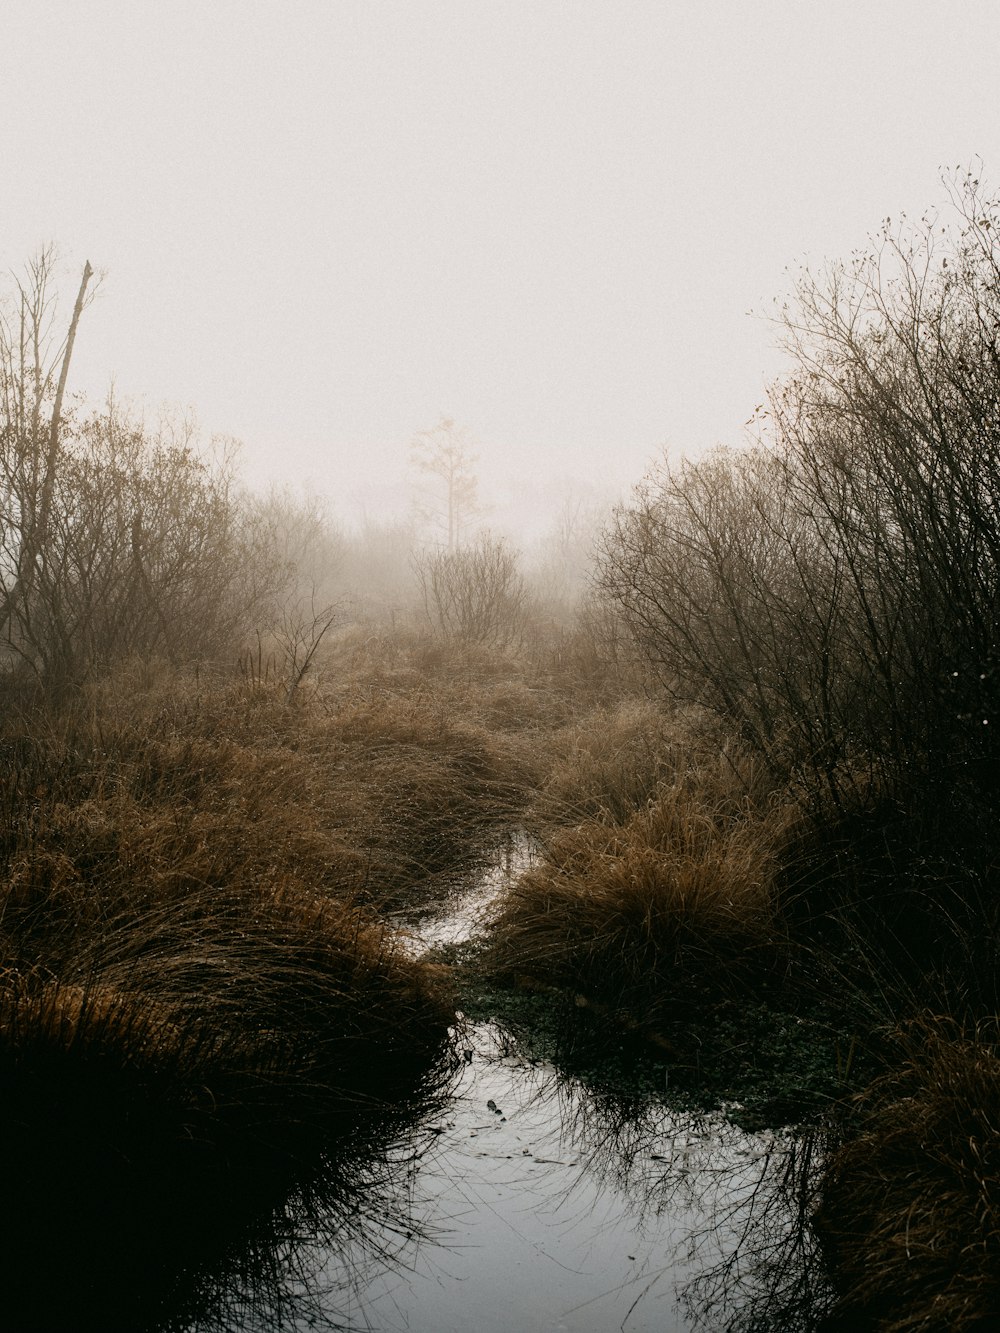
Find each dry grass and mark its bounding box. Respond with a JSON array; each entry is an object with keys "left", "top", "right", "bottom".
[
  {"left": 0, "top": 629, "right": 644, "bottom": 1237},
  {"left": 0, "top": 630, "right": 575, "bottom": 1135},
  {"left": 0, "top": 623, "right": 610, "bottom": 1327},
  {"left": 0, "top": 654, "right": 539, "bottom": 1205},
  {"left": 530, "top": 698, "right": 680, "bottom": 827},
  {"left": 489, "top": 743, "right": 798, "bottom": 1028},
  {"left": 815, "top": 1015, "right": 1000, "bottom": 1332},
  {"left": 2, "top": 653, "right": 536, "bottom": 909},
  {"left": 3, "top": 616, "right": 997, "bottom": 1328},
  {"left": 0, "top": 853, "right": 458, "bottom": 1322},
  {"left": 0, "top": 876, "right": 455, "bottom": 1151}
]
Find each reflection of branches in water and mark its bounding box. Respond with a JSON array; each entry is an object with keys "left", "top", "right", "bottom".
[
  {"left": 681, "top": 1128, "right": 834, "bottom": 1332},
  {"left": 182, "top": 1015, "right": 836, "bottom": 1333},
  {"left": 576, "top": 1086, "right": 835, "bottom": 1331},
  {"left": 179, "top": 1072, "right": 459, "bottom": 1333},
  {"left": 479, "top": 1027, "right": 835, "bottom": 1333},
  {"left": 0, "top": 1051, "right": 458, "bottom": 1333}
]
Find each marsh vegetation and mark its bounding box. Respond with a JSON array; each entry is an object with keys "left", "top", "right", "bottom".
[{"left": 2, "top": 173, "right": 1000, "bottom": 1330}]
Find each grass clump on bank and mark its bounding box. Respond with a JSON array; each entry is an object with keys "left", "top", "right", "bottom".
[
  {"left": 489, "top": 741, "right": 798, "bottom": 1033},
  {"left": 0, "top": 655, "right": 528, "bottom": 1328},
  {"left": 815, "top": 1015, "right": 1000, "bottom": 1332},
  {"left": 526, "top": 697, "right": 681, "bottom": 827},
  {"left": 468, "top": 729, "right": 872, "bottom": 1129},
  {"left": 0, "top": 881, "right": 455, "bottom": 1256},
  {"left": 0, "top": 878, "right": 455, "bottom": 1331}
]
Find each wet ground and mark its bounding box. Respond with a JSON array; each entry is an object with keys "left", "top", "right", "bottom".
[
  {"left": 304, "top": 1021, "right": 796, "bottom": 1333},
  {"left": 228, "top": 835, "right": 823, "bottom": 1332}
]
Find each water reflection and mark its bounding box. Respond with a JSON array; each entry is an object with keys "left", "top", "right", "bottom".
[
  {"left": 182, "top": 1105, "right": 448, "bottom": 1333},
  {"left": 10, "top": 1025, "right": 837, "bottom": 1332},
  {"left": 1, "top": 815, "right": 840, "bottom": 1333},
  {"left": 300, "top": 1022, "right": 833, "bottom": 1333},
  {"left": 322, "top": 824, "right": 837, "bottom": 1333},
  {"left": 681, "top": 1128, "right": 832, "bottom": 1331},
  {"left": 544, "top": 1045, "right": 834, "bottom": 1330},
  {"left": 0, "top": 1060, "right": 454, "bottom": 1333}
]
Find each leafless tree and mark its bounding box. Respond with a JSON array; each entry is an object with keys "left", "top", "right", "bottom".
[
  {"left": 241, "top": 486, "right": 344, "bottom": 698},
  {"left": 0, "top": 248, "right": 96, "bottom": 662},
  {"left": 410, "top": 417, "right": 481, "bottom": 551}
]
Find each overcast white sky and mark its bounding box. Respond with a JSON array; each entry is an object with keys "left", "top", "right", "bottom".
[{"left": 3, "top": 2, "right": 1000, "bottom": 530}]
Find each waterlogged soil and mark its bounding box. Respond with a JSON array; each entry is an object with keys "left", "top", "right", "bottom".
[
  {"left": 295, "top": 1022, "right": 805, "bottom": 1333},
  {"left": 191, "top": 832, "right": 834, "bottom": 1333},
  {"left": 393, "top": 829, "right": 536, "bottom": 953},
  {"left": 460, "top": 978, "right": 859, "bottom": 1134}
]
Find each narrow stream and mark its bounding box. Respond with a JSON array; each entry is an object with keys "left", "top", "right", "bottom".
[
  {"left": 396, "top": 829, "right": 535, "bottom": 954},
  {"left": 312, "top": 1024, "right": 798, "bottom": 1333},
  {"left": 256, "top": 834, "right": 823, "bottom": 1333}
]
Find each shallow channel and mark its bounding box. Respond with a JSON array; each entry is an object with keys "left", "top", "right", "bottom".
[
  {"left": 187, "top": 835, "right": 823, "bottom": 1333},
  {"left": 303, "top": 1022, "right": 803, "bottom": 1333}
]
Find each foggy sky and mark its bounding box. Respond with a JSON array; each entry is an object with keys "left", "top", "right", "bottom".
[{"left": 3, "top": 1, "right": 1000, "bottom": 530}]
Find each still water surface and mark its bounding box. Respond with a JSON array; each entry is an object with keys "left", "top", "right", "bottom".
[
  {"left": 217, "top": 837, "right": 812, "bottom": 1332},
  {"left": 300, "top": 1021, "right": 788, "bottom": 1333}
]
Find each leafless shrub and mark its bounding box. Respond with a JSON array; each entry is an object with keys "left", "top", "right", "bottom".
[
  {"left": 527, "top": 488, "right": 610, "bottom": 615},
  {"left": 600, "top": 170, "right": 1000, "bottom": 814},
  {"left": 0, "top": 252, "right": 293, "bottom": 692},
  {"left": 36, "top": 405, "right": 263, "bottom": 676},
  {"left": 239, "top": 486, "right": 345, "bottom": 699},
  {"left": 600, "top": 445, "right": 864, "bottom": 806},
  {"left": 413, "top": 532, "right": 527, "bottom": 648}
]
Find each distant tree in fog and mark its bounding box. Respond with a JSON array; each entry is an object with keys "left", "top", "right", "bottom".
[{"left": 410, "top": 416, "right": 481, "bottom": 551}]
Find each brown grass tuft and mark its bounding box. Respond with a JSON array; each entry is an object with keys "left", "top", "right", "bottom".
[
  {"left": 816, "top": 1015, "right": 1000, "bottom": 1331},
  {"left": 531, "top": 699, "right": 678, "bottom": 826},
  {"left": 0, "top": 663, "right": 486, "bottom": 1195},
  {"left": 490, "top": 746, "right": 797, "bottom": 1027}
]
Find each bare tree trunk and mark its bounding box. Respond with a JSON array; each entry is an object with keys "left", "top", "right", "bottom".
[
  {"left": 35, "top": 260, "right": 93, "bottom": 567},
  {"left": 0, "top": 259, "right": 93, "bottom": 643}
]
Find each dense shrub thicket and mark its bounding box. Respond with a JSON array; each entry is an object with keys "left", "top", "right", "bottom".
[
  {"left": 0, "top": 252, "right": 353, "bottom": 697},
  {"left": 600, "top": 172, "right": 1000, "bottom": 823},
  {"left": 574, "top": 172, "right": 1000, "bottom": 1331},
  {"left": 495, "top": 175, "right": 1000, "bottom": 1049}
]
